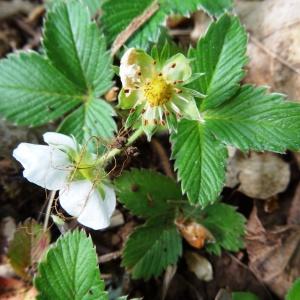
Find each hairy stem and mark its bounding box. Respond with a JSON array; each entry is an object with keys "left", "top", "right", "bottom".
[
  {"left": 98, "top": 127, "right": 144, "bottom": 165},
  {"left": 43, "top": 190, "right": 56, "bottom": 232}
]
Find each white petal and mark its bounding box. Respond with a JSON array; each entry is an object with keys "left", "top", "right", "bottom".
[
  {"left": 13, "top": 143, "right": 70, "bottom": 190},
  {"left": 162, "top": 53, "right": 192, "bottom": 82},
  {"left": 59, "top": 180, "right": 116, "bottom": 230},
  {"left": 43, "top": 132, "right": 77, "bottom": 151},
  {"left": 120, "top": 48, "right": 154, "bottom": 89}
]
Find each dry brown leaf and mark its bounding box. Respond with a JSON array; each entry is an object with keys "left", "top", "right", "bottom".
[
  {"left": 205, "top": 253, "right": 273, "bottom": 300},
  {"left": 175, "top": 218, "right": 215, "bottom": 249},
  {"left": 237, "top": 152, "right": 290, "bottom": 199},
  {"left": 225, "top": 148, "right": 240, "bottom": 188},
  {"left": 236, "top": 0, "right": 300, "bottom": 101},
  {"left": 7, "top": 219, "right": 50, "bottom": 280},
  {"left": 246, "top": 206, "right": 300, "bottom": 298},
  {"left": 0, "top": 277, "right": 37, "bottom": 300},
  {"left": 288, "top": 182, "right": 300, "bottom": 225},
  {"left": 104, "top": 87, "right": 119, "bottom": 102},
  {"left": 190, "top": 11, "right": 211, "bottom": 43},
  {"left": 0, "top": 0, "right": 35, "bottom": 21}
]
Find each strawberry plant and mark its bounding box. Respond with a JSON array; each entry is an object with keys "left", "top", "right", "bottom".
[{"left": 1, "top": 0, "right": 299, "bottom": 298}]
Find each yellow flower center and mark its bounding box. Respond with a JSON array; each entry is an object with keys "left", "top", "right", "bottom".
[{"left": 143, "top": 75, "right": 173, "bottom": 107}]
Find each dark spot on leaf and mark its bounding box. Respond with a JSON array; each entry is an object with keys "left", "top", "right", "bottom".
[
  {"left": 47, "top": 105, "right": 54, "bottom": 112},
  {"left": 131, "top": 184, "right": 139, "bottom": 192}
]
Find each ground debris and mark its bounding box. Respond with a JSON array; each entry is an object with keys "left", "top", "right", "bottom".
[
  {"left": 226, "top": 151, "right": 291, "bottom": 200},
  {"left": 246, "top": 205, "right": 300, "bottom": 298},
  {"left": 236, "top": 0, "right": 300, "bottom": 101}
]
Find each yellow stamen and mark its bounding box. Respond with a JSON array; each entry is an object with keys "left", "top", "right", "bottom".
[{"left": 142, "top": 75, "right": 173, "bottom": 107}]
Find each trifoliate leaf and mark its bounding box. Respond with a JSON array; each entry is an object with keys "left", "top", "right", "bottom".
[
  {"left": 58, "top": 96, "right": 117, "bottom": 143},
  {"left": 232, "top": 292, "right": 260, "bottom": 300},
  {"left": 35, "top": 230, "right": 107, "bottom": 300},
  {"left": 171, "top": 120, "right": 227, "bottom": 206},
  {"left": 115, "top": 169, "right": 182, "bottom": 218},
  {"left": 44, "top": 1, "right": 113, "bottom": 96},
  {"left": 101, "top": 0, "right": 232, "bottom": 50},
  {"left": 286, "top": 278, "right": 300, "bottom": 300},
  {"left": 205, "top": 85, "right": 300, "bottom": 152},
  {"left": 0, "top": 52, "right": 81, "bottom": 126},
  {"left": 122, "top": 215, "right": 182, "bottom": 280},
  {"left": 188, "top": 15, "right": 247, "bottom": 111},
  {"left": 202, "top": 203, "right": 246, "bottom": 255},
  {"left": 0, "top": 0, "right": 116, "bottom": 142},
  {"left": 8, "top": 219, "right": 50, "bottom": 280}
]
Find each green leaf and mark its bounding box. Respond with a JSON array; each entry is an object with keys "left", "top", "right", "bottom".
[
  {"left": 188, "top": 15, "right": 247, "bottom": 111},
  {"left": 198, "top": 0, "right": 233, "bottom": 16},
  {"left": 84, "top": 0, "right": 103, "bottom": 15},
  {"left": 286, "top": 278, "right": 300, "bottom": 300},
  {"left": 182, "top": 202, "right": 245, "bottom": 255},
  {"left": 46, "top": 0, "right": 102, "bottom": 16},
  {"left": 115, "top": 169, "right": 182, "bottom": 218},
  {"left": 101, "top": 0, "right": 231, "bottom": 50},
  {"left": 44, "top": 0, "right": 113, "bottom": 96},
  {"left": 164, "top": 0, "right": 233, "bottom": 16},
  {"left": 0, "top": 52, "right": 81, "bottom": 126},
  {"left": 232, "top": 292, "right": 260, "bottom": 300},
  {"left": 202, "top": 203, "right": 246, "bottom": 255},
  {"left": 8, "top": 219, "right": 50, "bottom": 280},
  {"left": 0, "top": 0, "right": 116, "bottom": 142},
  {"left": 58, "top": 97, "right": 117, "bottom": 143},
  {"left": 122, "top": 215, "right": 182, "bottom": 280},
  {"left": 205, "top": 85, "right": 300, "bottom": 152},
  {"left": 35, "top": 230, "right": 107, "bottom": 300},
  {"left": 102, "top": 0, "right": 165, "bottom": 49},
  {"left": 171, "top": 120, "right": 227, "bottom": 206}
]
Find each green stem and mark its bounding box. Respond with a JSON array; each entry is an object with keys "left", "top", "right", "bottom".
[
  {"left": 43, "top": 190, "right": 56, "bottom": 232},
  {"left": 98, "top": 127, "right": 144, "bottom": 165}
]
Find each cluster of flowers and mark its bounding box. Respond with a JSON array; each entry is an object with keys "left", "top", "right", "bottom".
[{"left": 13, "top": 48, "right": 202, "bottom": 230}]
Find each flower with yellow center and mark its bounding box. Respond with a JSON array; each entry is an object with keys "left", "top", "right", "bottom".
[{"left": 118, "top": 48, "right": 203, "bottom": 139}]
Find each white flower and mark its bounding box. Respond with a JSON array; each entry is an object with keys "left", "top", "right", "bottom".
[
  {"left": 13, "top": 132, "right": 116, "bottom": 230},
  {"left": 118, "top": 48, "right": 204, "bottom": 139}
]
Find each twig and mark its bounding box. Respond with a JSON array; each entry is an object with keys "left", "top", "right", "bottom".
[
  {"left": 43, "top": 190, "right": 56, "bottom": 232},
  {"left": 15, "top": 19, "right": 36, "bottom": 37},
  {"left": 110, "top": 0, "right": 160, "bottom": 56},
  {"left": 151, "top": 138, "right": 175, "bottom": 179},
  {"left": 250, "top": 36, "right": 300, "bottom": 76},
  {"left": 99, "top": 250, "right": 122, "bottom": 263}
]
